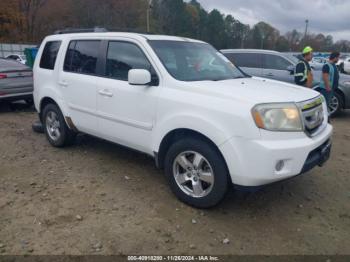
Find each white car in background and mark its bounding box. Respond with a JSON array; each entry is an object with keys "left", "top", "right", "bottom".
[
  {"left": 5, "top": 54, "right": 27, "bottom": 65},
  {"left": 337, "top": 56, "right": 350, "bottom": 74},
  {"left": 339, "top": 56, "right": 350, "bottom": 74},
  {"left": 310, "top": 57, "right": 325, "bottom": 71}
]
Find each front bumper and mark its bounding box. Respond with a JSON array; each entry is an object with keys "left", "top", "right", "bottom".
[
  {"left": 219, "top": 124, "right": 333, "bottom": 187},
  {"left": 300, "top": 139, "right": 331, "bottom": 174}
]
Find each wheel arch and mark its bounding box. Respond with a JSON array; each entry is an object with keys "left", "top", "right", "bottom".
[
  {"left": 155, "top": 128, "right": 229, "bottom": 174},
  {"left": 39, "top": 96, "right": 76, "bottom": 131},
  {"left": 39, "top": 97, "right": 58, "bottom": 121}
]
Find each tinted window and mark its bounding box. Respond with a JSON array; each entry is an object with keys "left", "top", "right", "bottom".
[
  {"left": 263, "top": 54, "right": 292, "bottom": 70},
  {"left": 106, "top": 41, "right": 152, "bottom": 81},
  {"left": 225, "top": 53, "right": 262, "bottom": 69},
  {"left": 64, "top": 40, "right": 100, "bottom": 75},
  {"left": 40, "top": 41, "right": 61, "bottom": 70}
]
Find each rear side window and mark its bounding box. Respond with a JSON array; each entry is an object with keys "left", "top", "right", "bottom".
[
  {"left": 40, "top": 41, "right": 61, "bottom": 70},
  {"left": 105, "top": 41, "right": 152, "bottom": 81},
  {"left": 225, "top": 53, "right": 262, "bottom": 69},
  {"left": 64, "top": 40, "right": 100, "bottom": 75}
]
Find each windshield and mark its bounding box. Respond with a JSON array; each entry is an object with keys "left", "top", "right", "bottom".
[{"left": 149, "top": 40, "right": 245, "bottom": 81}]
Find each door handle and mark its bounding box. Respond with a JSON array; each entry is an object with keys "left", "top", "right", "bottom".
[
  {"left": 58, "top": 81, "right": 68, "bottom": 87},
  {"left": 98, "top": 89, "right": 113, "bottom": 97}
]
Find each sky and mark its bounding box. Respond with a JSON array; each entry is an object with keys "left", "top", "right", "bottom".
[{"left": 196, "top": 0, "right": 349, "bottom": 41}]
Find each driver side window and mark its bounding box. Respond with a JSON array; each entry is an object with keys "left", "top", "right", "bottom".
[{"left": 105, "top": 41, "right": 153, "bottom": 81}]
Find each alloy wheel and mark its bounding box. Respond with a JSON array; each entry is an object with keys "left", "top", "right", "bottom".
[
  {"left": 172, "top": 151, "right": 214, "bottom": 198},
  {"left": 46, "top": 111, "right": 61, "bottom": 141},
  {"left": 329, "top": 96, "right": 339, "bottom": 115}
]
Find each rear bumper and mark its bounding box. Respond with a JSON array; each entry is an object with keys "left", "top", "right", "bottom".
[{"left": 220, "top": 124, "right": 333, "bottom": 187}]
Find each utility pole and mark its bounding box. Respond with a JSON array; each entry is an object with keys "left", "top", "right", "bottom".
[
  {"left": 146, "top": 0, "right": 152, "bottom": 33},
  {"left": 304, "top": 19, "right": 309, "bottom": 41},
  {"left": 260, "top": 31, "right": 265, "bottom": 49}
]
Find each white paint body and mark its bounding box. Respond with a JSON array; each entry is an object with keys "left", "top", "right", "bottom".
[{"left": 33, "top": 33, "right": 333, "bottom": 187}]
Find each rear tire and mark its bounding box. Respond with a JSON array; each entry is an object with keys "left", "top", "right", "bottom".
[
  {"left": 42, "top": 104, "right": 76, "bottom": 147},
  {"left": 164, "top": 137, "right": 229, "bottom": 208}
]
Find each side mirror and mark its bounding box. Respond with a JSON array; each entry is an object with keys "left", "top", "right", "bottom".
[
  {"left": 287, "top": 65, "right": 294, "bottom": 75},
  {"left": 128, "top": 69, "right": 151, "bottom": 86}
]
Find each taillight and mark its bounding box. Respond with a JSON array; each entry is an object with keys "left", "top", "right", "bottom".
[{"left": 0, "top": 74, "right": 7, "bottom": 79}]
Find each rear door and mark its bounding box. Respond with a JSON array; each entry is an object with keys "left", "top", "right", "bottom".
[
  {"left": 262, "top": 54, "right": 294, "bottom": 83},
  {"left": 58, "top": 39, "right": 103, "bottom": 134},
  {"left": 223, "top": 52, "right": 263, "bottom": 77}
]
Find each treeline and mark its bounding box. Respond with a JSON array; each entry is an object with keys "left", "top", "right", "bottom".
[{"left": 1, "top": 0, "right": 350, "bottom": 52}]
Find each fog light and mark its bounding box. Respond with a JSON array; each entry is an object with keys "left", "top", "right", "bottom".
[{"left": 275, "top": 160, "right": 285, "bottom": 172}]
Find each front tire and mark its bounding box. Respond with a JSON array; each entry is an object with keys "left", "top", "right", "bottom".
[
  {"left": 164, "top": 138, "right": 229, "bottom": 208},
  {"left": 329, "top": 92, "right": 344, "bottom": 117},
  {"left": 42, "top": 103, "right": 76, "bottom": 147}
]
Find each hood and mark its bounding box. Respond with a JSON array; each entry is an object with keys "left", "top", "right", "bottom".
[{"left": 184, "top": 77, "right": 320, "bottom": 105}]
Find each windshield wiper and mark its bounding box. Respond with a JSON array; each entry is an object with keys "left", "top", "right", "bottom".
[
  {"left": 211, "top": 76, "right": 248, "bottom": 81},
  {"left": 235, "top": 76, "right": 252, "bottom": 79}
]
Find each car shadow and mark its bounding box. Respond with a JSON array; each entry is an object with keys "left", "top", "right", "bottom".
[
  {"left": 333, "top": 109, "right": 350, "bottom": 119},
  {"left": 68, "top": 132, "right": 316, "bottom": 213},
  {"left": 0, "top": 100, "right": 35, "bottom": 113}
]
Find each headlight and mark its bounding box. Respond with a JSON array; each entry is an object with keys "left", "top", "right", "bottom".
[{"left": 252, "top": 103, "right": 303, "bottom": 131}]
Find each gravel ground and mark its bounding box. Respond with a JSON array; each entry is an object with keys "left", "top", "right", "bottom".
[{"left": 0, "top": 102, "right": 349, "bottom": 255}]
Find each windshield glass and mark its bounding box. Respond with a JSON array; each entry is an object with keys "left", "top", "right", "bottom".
[{"left": 149, "top": 40, "right": 245, "bottom": 81}]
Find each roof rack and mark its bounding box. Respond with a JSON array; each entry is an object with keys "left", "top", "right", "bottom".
[
  {"left": 107, "top": 27, "right": 152, "bottom": 34},
  {"left": 53, "top": 27, "right": 154, "bottom": 36},
  {"left": 54, "top": 27, "right": 108, "bottom": 35}
]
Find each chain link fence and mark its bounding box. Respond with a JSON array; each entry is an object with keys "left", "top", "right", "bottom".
[{"left": 0, "top": 43, "right": 37, "bottom": 58}]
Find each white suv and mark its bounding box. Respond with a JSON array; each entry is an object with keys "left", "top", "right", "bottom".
[{"left": 33, "top": 32, "right": 333, "bottom": 208}]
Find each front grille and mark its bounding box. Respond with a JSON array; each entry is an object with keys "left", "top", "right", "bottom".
[{"left": 298, "top": 96, "right": 325, "bottom": 137}]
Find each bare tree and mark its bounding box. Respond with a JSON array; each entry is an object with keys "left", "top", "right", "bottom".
[{"left": 19, "top": 0, "right": 48, "bottom": 41}]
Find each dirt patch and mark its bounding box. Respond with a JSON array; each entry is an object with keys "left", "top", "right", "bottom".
[{"left": 0, "top": 102, "right": 349, "bottom": 255}]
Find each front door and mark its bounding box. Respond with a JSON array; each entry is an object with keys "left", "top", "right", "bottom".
[{"left": 96, "top": 40, "right": 159, "bottom": 153}]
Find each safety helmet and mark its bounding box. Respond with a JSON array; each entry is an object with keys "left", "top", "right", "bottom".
[{"left": 302, "top": 46, "right": 313, "bottom": 55}]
